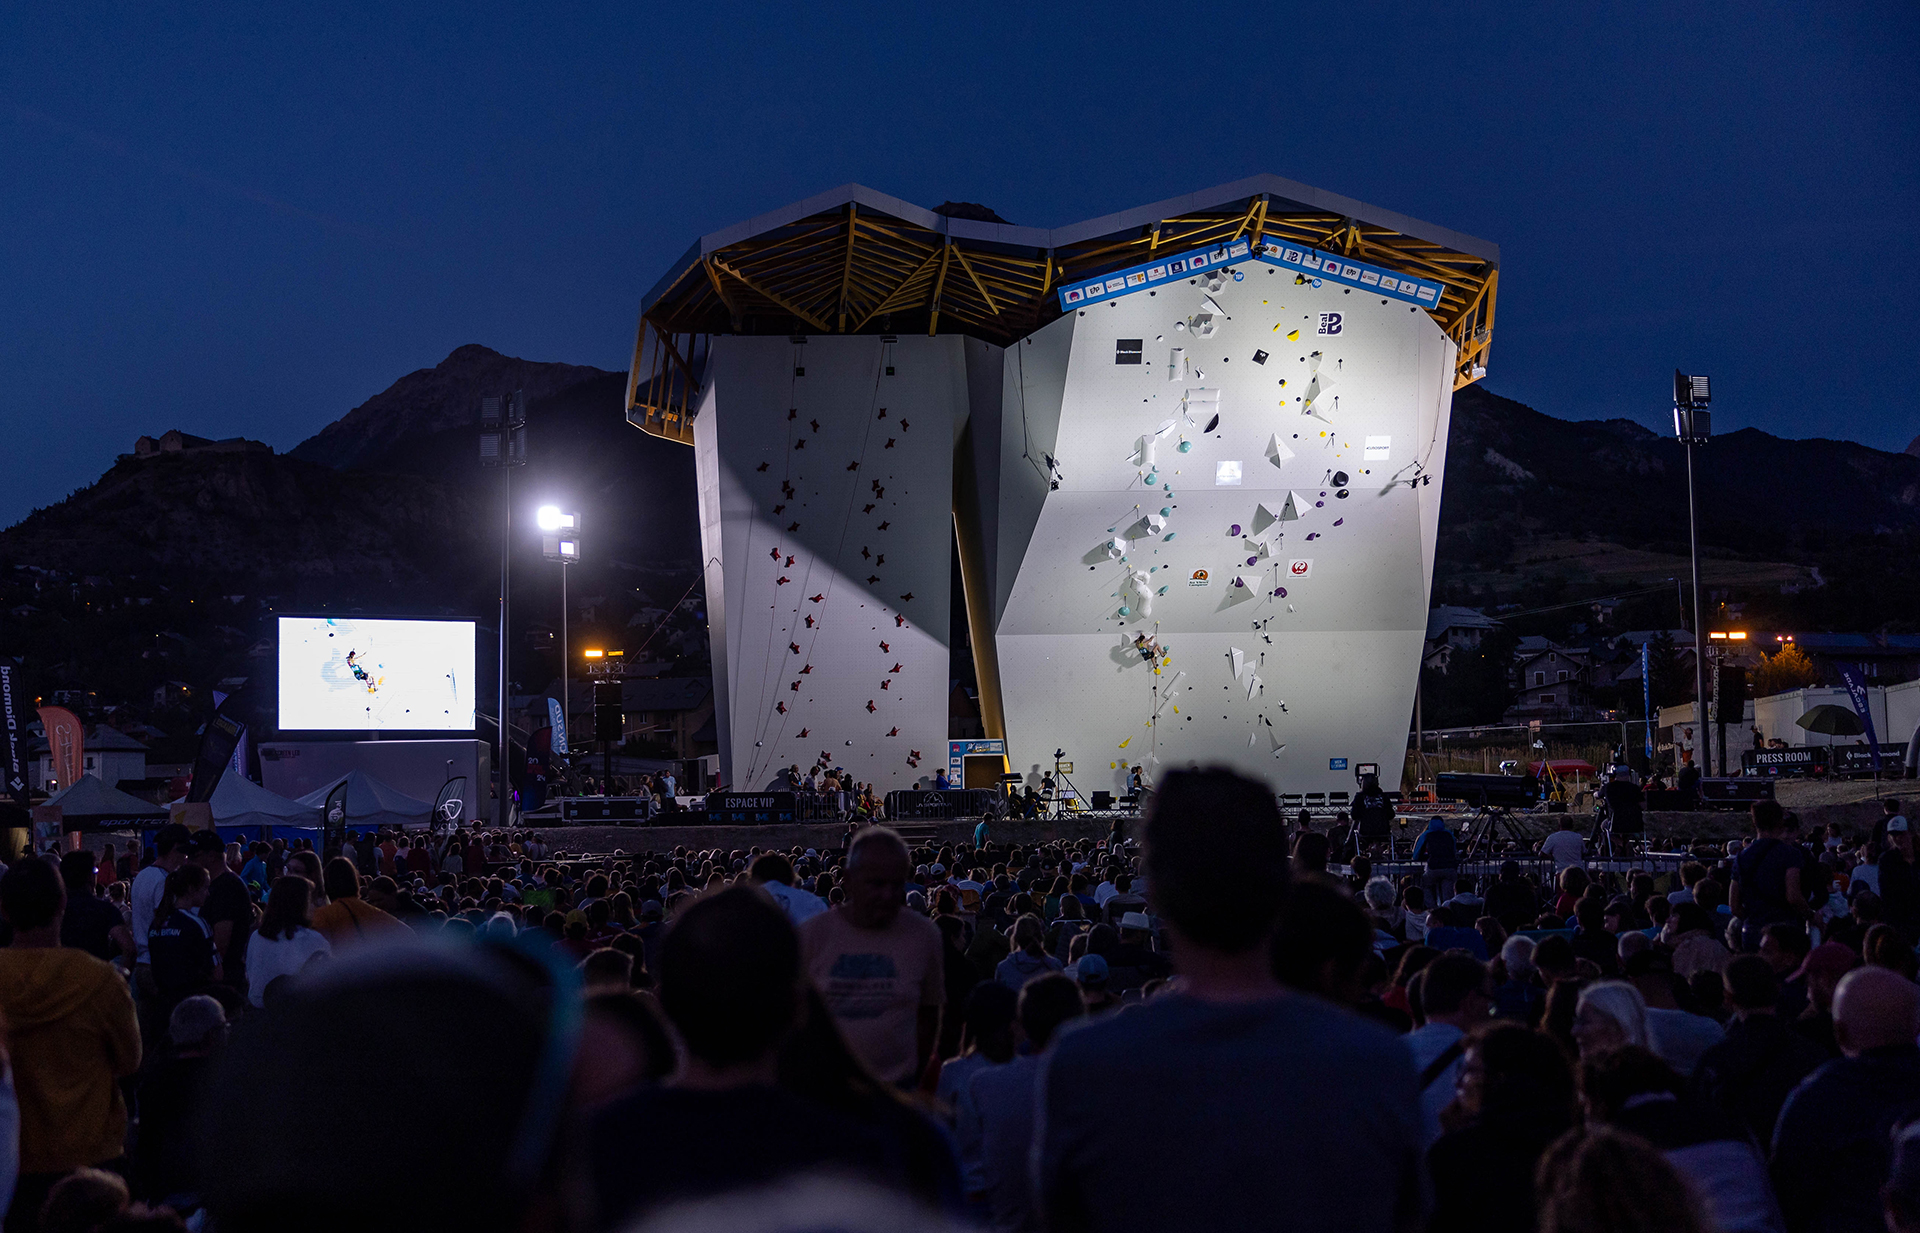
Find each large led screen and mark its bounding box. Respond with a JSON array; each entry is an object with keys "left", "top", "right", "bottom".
[{"left": 276, "top": 616, "right": 476, "bottom": 732}]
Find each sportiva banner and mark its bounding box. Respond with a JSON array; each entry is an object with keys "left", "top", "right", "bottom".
[{"left": 1836, "top": 664, "right": 1884, "bottom": 774}]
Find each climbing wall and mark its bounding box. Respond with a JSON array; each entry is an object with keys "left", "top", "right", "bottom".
[
  {"left": 993, "top": 250, "right": 1456, "bottom": 796},
  {"left": 696, "top": 335, "right": 965, "bottom": 792}
]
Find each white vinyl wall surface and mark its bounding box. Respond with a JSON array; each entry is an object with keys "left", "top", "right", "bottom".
[
  {"left": 993, "top": 262, "right": 1456, "bottom": 796},
  {"left": 698, "top": 336, "right": 965, "bottom": 792}
]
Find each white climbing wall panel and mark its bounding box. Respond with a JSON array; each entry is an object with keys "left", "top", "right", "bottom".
[
  {"left": 994, "top": 256, "right": 1457, "bottom": 796},
  {"left": 697, "top": 335, "right": 964, "bottom": 792}
]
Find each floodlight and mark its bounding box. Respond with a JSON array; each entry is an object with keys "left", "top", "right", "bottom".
[
  {"left": 558, "top": 536, "right": 579, "bottom": 559},
  {"left": 536, "top": 505, "right": 578, "bottom": 532},
  {"left": 584, "top": 648, "right": 604, "bottom": 659}
]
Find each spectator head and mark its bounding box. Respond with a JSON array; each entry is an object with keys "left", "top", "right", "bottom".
[
  {"left": 0, "top": 858, "right": 65, "bottom": 932},
  {"left": 1751, "top": 799, "right": 1785, "bottom": 835},
  {"left": 749, "top": 853, "right": 797, "bottom": 887},
  {"left": 1577, "top": 1045, "right": 1684, "bottom": 1121},
  {"left": 1362, "top": 876, "right": 1397, "bottom": 913},
  {"left": 189, "top": 828, "right": 227, "bottom": 874},
  {"left": 322, "top": 858, "right": 360, "bottom": 902},
  {"left": 1501, "top": 935, "right": 1537, "bottom": 981},
  {"left": 1271, "top": 876, "right": 1374, "bottom": 1002},
  {"left": 1458, "top": 1022, "right": 1576, "bottom": 1125},
  {"left": 1290, "top": 831, "right": 1329, "bottom": 875},
  {"left": 581, "top": 947, "right": 635, "bottom": 995},
  {"left": 1722, "top": 955, "right": 1780, "bottom": 1014},
  {"left": 40, "top": 1168, "right": 130, "bottom": 1233},
  {"left": 1885, "top": 1120, "right": 1920, "bottom": 1233},
  {"left": 200, "top": 936, "right": 569, "bottom": 1233},
  {"left": 1012, "top": 913, "right": 1046, "bottom": 954},
  {"left": 843, "top": 828, "right": 911, "bottom": 930},
  {"left": 164, "top": 862, "right": 210, "bottom": 907},
  {"left": 1796, "top": 942, "right": 1859, "bottom": 1012},
  {"left": 153, "top": 823, "right": 193, "bottom": 859},
  {"left": 1074, "top": 953, "right": 1110, "bottom": 993},
  {"left": 1759, "top": 922, "right": 1811, "bottom": 975},
  {"left": 169, "top": 994, "right": 229, "bottom": 1054},
  {"left": 1572, "top": 981, "right": 1649, "bottom": 1056},
  {"left": 1835, "top": 965, "right": 1920, "bottom": 1058},
  {"left": 1421, "top": 954, "right": 1491, "bottom": 1026},
  {"left": 1143, "top": 768, "right": 1287, "bottom": 955},
  {"left": 257, "top": 877, "right": 314, "bottom": 942},
  {"left": 57, "top": 850, "right": 98, "bottom": 899},
  {"left": 1017, "top": 973, "right": 1085, "bottom": 1050},
  {"left": 659, "top": 886, "right": 802, "bottom": 1068},
  {"left": 1535, "top": 1125, "right": 1708, "bottom": 1233},
  {"left": 1532, "top": 935, "right": 1576, "bottom": 983}
]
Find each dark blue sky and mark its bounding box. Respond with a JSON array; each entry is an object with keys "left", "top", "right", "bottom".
[{"left": 3, "top": 2, "right": 1914, "bottom": 528}]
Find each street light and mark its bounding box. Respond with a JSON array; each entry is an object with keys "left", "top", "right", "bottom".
[
  {"left": 537, "top": 505, "right": 581, "bottom": 759},
  {"left": 1674, "top": 370, "right": 1712, "bottom": 775}
]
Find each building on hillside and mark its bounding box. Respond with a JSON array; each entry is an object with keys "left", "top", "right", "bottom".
[
  {"left": 129, "top": 430, "right": 273, "bottom": 459},
  {"left": 1504, "top": 642, "right": 1601, "bottom": 721},
  {"left": 1423, "top": 606, "right": 1502, "bottom": 674},
  {"left": 619, "top": 677, "right": 717, "bottom": 760},
  {"left": 1768, "top": 633, "right": 1920, "bottom": 686},
  {"left": 28, "top": 723, "right": 148, "bottom": 791}
]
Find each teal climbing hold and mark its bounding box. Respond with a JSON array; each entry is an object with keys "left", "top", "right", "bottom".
[
  {"left": 1177, "top": 441, "right": 1192, "bottom": 453},
  {"left": 1117, "top": 606, "right": 1131, "bottom": 617}
]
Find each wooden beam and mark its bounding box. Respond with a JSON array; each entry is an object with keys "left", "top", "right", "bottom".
[
  {"left": 951, "top": 244, "right": 1000, "bottom": 316},
  {"left": 837, "top": 204, "right": 858, "bottom": 332},
  {"left": 710, "top": 255, "right": 830, "bottom": 332},
  {"left": 701, "top": 257, "right": 739, "bottom": 324},
  {"left": 1230, "top": 196, "right": 1264, "bottom": 242},
  {"left": 927, "top": 242, "right": 953, "bottom": 335},
  {"left": 852, "top": 244, "right": 943, "bottom": 331}
]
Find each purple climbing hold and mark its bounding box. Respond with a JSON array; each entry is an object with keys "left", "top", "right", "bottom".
[
  {"left": 1246, "top": 556, "right": 1258, "bottom": 566},
  {"left": 1277, "top": 587, "right": 1288, "bottom": 598},
  {"left": 1229, "top": 524, "right": 1241, "bottom": 536},
  {"left": 1333, "top": 518, "right": 1344, "bottom": 526},
  {"left": 1306, "top": 533, "right": 1318, "bottom": 541},
  {"left": 1315, "top": 501, "right": 1324, "bottom": 507}
]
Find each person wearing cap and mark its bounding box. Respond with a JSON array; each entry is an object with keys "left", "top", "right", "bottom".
[
  {"left": 1692, "top": 954, "right": 1829, "bottom": 1147},
  {"left": 1772, "top": 967, "right": 1920, "bottom": 1233},
  {"left": 0, "top": 857, "right": 141, "bottom": 1223},
  {"left": 1882, "top": 810, "right": 1920, "bottom": 944},
  {"left": 1072, "top": 953, "right": 1119, "bottom": 1015}
]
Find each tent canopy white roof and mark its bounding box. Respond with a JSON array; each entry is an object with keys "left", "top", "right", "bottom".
[
  {"left": 44, "top": 775, "right": 167, "bottom": 820},
  {"left": 295, "top": 770, "right": 432, "bottom": 830},
  {"left": 208, "top": 773, "right": 322, "bottom": 829}
]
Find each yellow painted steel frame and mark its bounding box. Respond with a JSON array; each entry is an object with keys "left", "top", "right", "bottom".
[{"left": 628, "top": 194, "right": 1498, "bottom": 443}]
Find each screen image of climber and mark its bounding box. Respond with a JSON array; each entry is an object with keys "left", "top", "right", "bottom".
[{"left": 276, "top": 616, "right": 477, "bottom": 733}]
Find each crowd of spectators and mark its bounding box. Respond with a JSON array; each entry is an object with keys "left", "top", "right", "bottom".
[{"left": 0, "top": 779, "right": 1916, "bottom": 1232}]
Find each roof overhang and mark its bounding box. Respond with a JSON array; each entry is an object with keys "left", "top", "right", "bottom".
[{"left": 629, "top": 175, "right": 1498, "bottom": 443}]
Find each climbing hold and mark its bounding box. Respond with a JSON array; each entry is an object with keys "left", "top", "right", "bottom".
[
  {"left": 1333, "top": 518, "right": 1343, "bottom": 526},
  {"left": 1229, "top": 524, "right": 1242, "bottom": 536},
  {"left": 1118, "top": 606, "right": 1131, "bottom": 616},
  {"left": 1177, "top": 440, "right": 1192, "bottom": 453}
]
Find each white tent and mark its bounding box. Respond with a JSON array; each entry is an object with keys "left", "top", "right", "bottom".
[
  {"left": 208, "top": 773, "right": 322, "bottom": 830},
  {"left": 295, "top": 769, "right": 433, "bottom": 830}
]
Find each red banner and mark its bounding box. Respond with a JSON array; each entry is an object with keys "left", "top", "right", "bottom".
[{"left": 38, "top": 706, "right": 84, "bottom": 791}]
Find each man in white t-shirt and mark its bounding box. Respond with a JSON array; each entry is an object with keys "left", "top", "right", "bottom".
[
  {"left": 1537, "top": 819, "right": 1587, "bottom": 873},
  {"left": 132, "top": 823, "right": 194, "bottom": 964},
  {"left": 748, "top": 853, "right": 826, "bottom": 924}
]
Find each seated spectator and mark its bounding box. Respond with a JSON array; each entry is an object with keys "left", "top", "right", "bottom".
[
  {"left": 1691, "top": 955, "right": 1828, "bottom": 1148},
  {"left": 1624, "top": 949, "right": 1723, "bottom": 1076},
  {"left": 1427, "top": 1024, "right": 1577, "bottom": 1233},
  {"left": 934, "top": 982, "right": 1017, "bottom": 1195},
  {"left": 309, "top": 858, "right": 404, "bottom": 947},
  {"left": 590, "top": 887, "right": 908, "bottom": 1225},
  {"left": 1586, "top": 1046, "right": 1783, "bottom": 1233},
  {"left": 1572, "top": 980, "right": 1649, "bottom": 1058},
  {"left": 960, "top": 974, "right": 1085, "bottom": 1226},
  {"left": 244, "top": 877, "right": 332, "bottom": 1009},
  {"left": 995, "top": 913, "right": 1064, "bottom": 990},
  {"left": 1403, "top": 953, "right": 1491, "bottom": 1146},
  {"left": 1536, "top": 1125, "right": 1711, "bottom": 1233}
]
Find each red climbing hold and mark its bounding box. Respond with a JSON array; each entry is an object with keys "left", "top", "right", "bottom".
[
  {"left": 789, "top": 681, "right": 800, "bottom": 691},
  {"left": 887, "top": 727, "right": 899, "bottom": 736},
  {"left": 880, "top": 680, "right": 890, "bottom": 690},
  {"left": 777, "top": 702, "right": 788, "bottom": 714},
  {"left": 756, "top": 461, "right": 770, "bottom": 472},
  {"left": 787, "top": 522, "right": 800, "bottom": 532},
  {"left": 773, "top": 505, "right": 785, "bottom": 515},
  {"left": 788, "top": 642, "right": 800, "bottom": 654},
  {"left": 899, "top": 593, "right": 914, "bottom": 603},
  {"left": 796, "top": 728, "right": 808, "bottom": 738},
  {"left": 808, "top": 593, "right": 825, "bottom": 603},
  {"left": 846, "top": 461, "right": 859, "bottom": 471},
  {"left": 874, "top": 554, "right": 885, "bottom": 566},
  {"left": 865, "top": 700, "right": 876, "bottom": 713},
  {"left": 787, "top": 408, "right": 797, "bottom": 420},
  {"left": 889, "top": 663, "right": 902, "bottom": 673},
  {"left": 899, "top": 419, "right": 909, "bottom": 431},
  {"left": 799, "top": 665, "right": 813, "bottom": 674},
  {"left": 794, "top": 438, "right": 806, "bottom": 449},
  {"left": 878, "top": 641, "right": 889, "bottom": 652},
  {"left": 769, "top": 547, "right": 781, "bottom": 560},
  {"left": 894, "top": 615, "right": 907, "bottom": 627},
  {"left": 866, "top": 575, "right": 880, "bottom": 584},
  {"left": 809, "top": 419, "right": 820, "bottom": 433},
  {"left": 909, "top": 750, "right": 921, "bottom": 760},
  {"left": 804, "top": 615, "right": 816, "bottom": 628},
  {"left": 861, "top": 547, "right": 870, "bottom": 559},
  {"left": 785, "top": 555, "right": 794, "bottom": 566},
  {"left": 776, "top": 576, "right": 790, "bottom": 585},
  {"left": 877, "top": 521, "right": 890, "bottom": 531},
  {"left": 862, "top": 503, "right": 876, "bottom": 514},
  {"left": 884, "top": 438, "right": 896, "bottom": 449}
]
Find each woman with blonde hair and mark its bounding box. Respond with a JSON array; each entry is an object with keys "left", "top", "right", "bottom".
[{"left": 1571, "top": 980, "right": 1649, "bottom": 1057}]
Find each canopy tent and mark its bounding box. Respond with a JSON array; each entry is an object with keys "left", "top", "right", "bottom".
[
  {"left": 295, "top": 770, "right": 432, "bottom": 830},
  {"left": 43, "top": 775, "right": 168, "bottom": 830},
  {"left": 208, "top": 773, "right": 323, "bottom": 830}
]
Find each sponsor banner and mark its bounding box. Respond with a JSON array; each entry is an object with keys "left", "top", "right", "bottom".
[
  {"left": 1256, "top": 242, "right": 1446, "bottom": 306},
  {"left": 1837, "top": 664, "right": 1884, "bottom": 774},
  {"left": 38, "top": 706, "right": 85, "bottom": 791},
  {"left": 1058, "top": 239, "right": 1256, "bottom": 309},
  {"left": 1741, "top": 747, "right": 1826, "bottom": 776},
  {"left": 948, "top": 738, "right": 1006, "bottom": 784},
  {"left": 0, "top": 665, "right": 27, "bottom": 808},
  {"left": 1837, "top": 744, "right": 1906, "bottom": 775},
  {"left": 548, "top": 697, "right": 570, "bottom": 756}
]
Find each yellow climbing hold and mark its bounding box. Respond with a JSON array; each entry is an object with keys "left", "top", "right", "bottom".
[
  {"left": 1117, "top": 737, "right": 1131, "bottom": 749},
  {"left": 1287, "top": 329, "right": 1300, "bottom": 340}
]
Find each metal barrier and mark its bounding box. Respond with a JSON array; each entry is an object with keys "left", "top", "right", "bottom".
[{"left": 884, "top": 789, "right": 996, "bottom": 820}]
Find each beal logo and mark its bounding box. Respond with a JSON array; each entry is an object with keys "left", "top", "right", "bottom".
[
  {"left": 1318, "top": 313, "right": 1342, "bottom": 336},
  {"left": 1287, "top": 559, "right": 1314, "bottom": 578},
  {"left": 1187, "top": 568, "right": 1210, "bottom": 588}
]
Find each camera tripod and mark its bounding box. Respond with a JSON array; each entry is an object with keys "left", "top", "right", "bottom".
[{"left": 1461, "top": 805, "right": 1542, "bottom": 857}]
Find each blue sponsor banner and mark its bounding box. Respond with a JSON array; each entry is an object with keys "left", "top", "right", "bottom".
[
  {"left": 1837, "top": 664, "right": 1884, "bottom": 774},
  {"left": 1057, "top": 237, "right": 1446, "bottom": 312}
]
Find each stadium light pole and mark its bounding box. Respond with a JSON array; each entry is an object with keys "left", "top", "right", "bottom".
[
  {"left": 1673, "top": 371, "right": 1712, "bottom": 776},
  {"left": 480, "top": 391, "right": 527, "bottom": 826},
  {"left": 537, "top": 505, "right": 581, "bottom": 753}
]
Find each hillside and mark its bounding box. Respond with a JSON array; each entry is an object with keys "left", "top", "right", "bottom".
[{"left": 1435, "top": 385, "right": 1920, "bottom": 632}]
